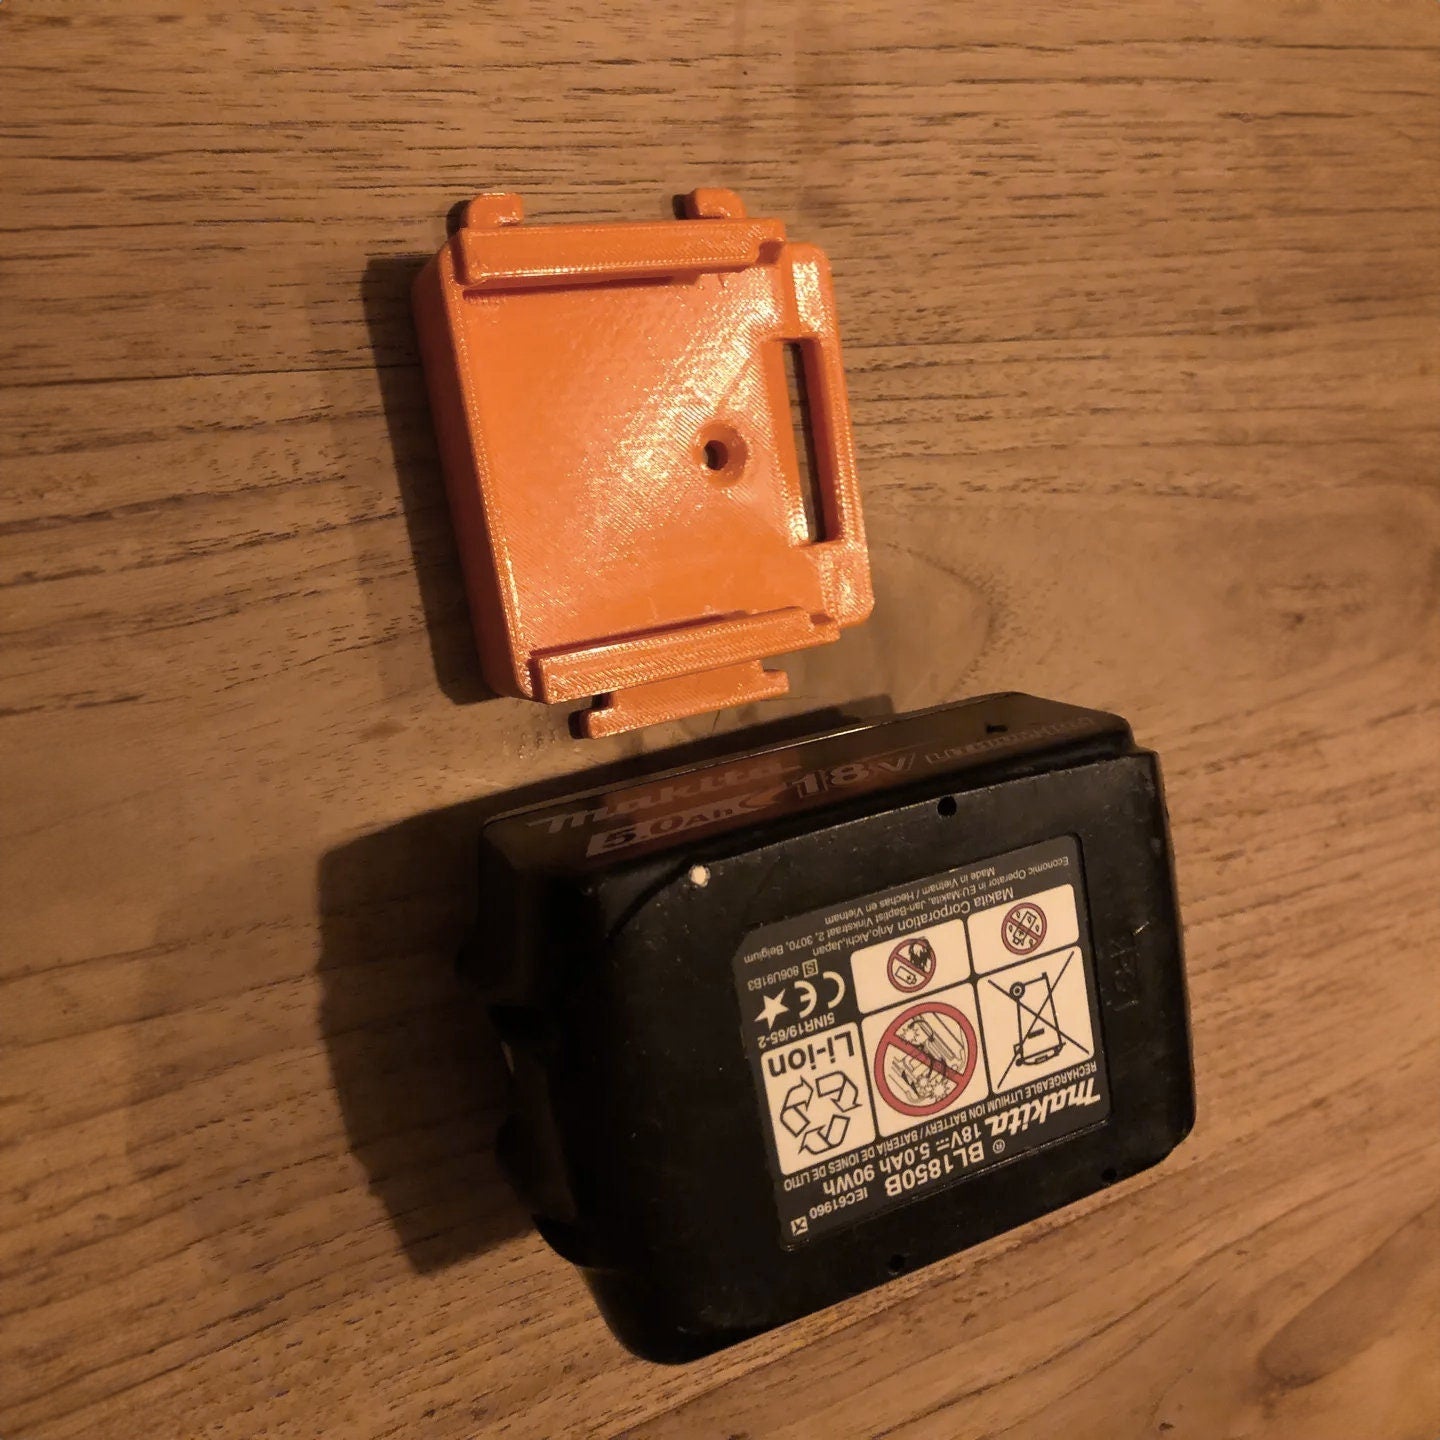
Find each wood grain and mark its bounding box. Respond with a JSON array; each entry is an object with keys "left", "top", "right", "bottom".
[{"left": 1, "top": 1, "right": 1437, "bottom": 1436}]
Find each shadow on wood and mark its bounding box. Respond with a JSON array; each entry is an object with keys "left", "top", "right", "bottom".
[
  {"left": 317, "top": 803, "right": 528, "bottom": 1274},
  {"left": 360, "top": 254, "right": 495, "bottom": 705}
]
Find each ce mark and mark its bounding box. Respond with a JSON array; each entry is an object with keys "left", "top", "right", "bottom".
[
  {"left": 757, "top": 970, "right": 847, "bottom": 1030},
  {"left": 794, "top": 970, "right": 846, "bottom": 1018}
]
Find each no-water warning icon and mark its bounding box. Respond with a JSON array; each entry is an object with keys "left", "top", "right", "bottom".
[
  {"left": 969, "top": 883, "right": 1079, "bottom": 974},
  {"left": 1001, "top": 901, "right": 1047, "bottom": 955},
  {"left": 861, "top": 988, "right": 989, "bottom": 1136}
]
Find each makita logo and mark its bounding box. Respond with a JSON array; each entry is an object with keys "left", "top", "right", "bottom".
[{"left": 985, "top": 1079, "right": 1102, "bottom": 1139}]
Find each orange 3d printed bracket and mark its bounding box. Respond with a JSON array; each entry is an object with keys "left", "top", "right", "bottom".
[{"left": 413, "top": 188, "right": 874, "bottom": 738}]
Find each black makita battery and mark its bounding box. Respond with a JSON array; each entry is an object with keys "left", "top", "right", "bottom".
[{"left": 468, "top": 693, "right": 1194, "bottom": 1361}]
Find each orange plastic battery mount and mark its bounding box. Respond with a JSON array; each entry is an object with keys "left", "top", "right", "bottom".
[{"left": 413, "top": 188, "right": 874, "bottom": 738}]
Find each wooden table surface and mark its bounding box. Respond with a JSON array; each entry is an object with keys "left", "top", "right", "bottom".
[{"left": 3, "top": 3, "right": 1437, "bottom": 1437}]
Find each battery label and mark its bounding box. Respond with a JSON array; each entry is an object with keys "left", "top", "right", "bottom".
[{"left": 732, "top": 837, "right": 1112, "bottom": 1247}]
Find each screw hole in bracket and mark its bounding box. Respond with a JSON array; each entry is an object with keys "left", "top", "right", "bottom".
[
  {"left": 937, "top": 796, "right": 958, "bottom": 818},
  {"left": 887, "top": 1253, "right": 908, "bottom": 1276},
  {"left": 696, "top": 425, "right": 747, "bottom": 483}
]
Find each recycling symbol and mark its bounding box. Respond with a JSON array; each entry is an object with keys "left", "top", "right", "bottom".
[{"left": 779, "top": 1070, "right": 861, "bottom": 1154}]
